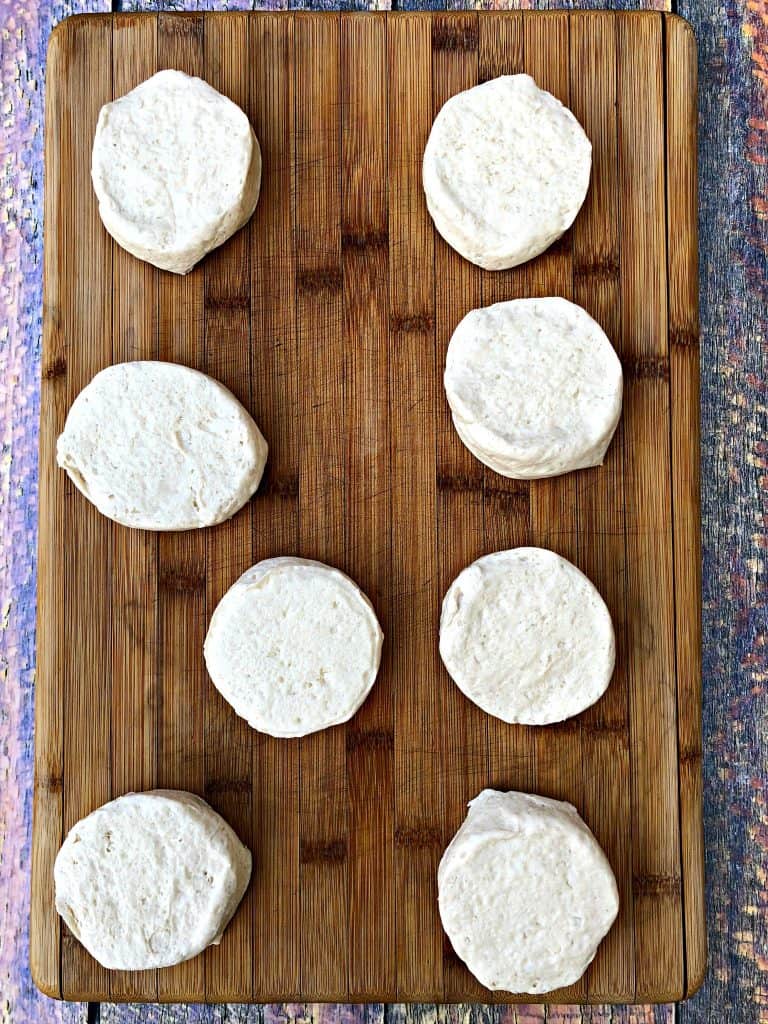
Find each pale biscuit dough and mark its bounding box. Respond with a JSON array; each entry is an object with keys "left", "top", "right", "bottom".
[
  {"left": 54, "top": 790, "right": 252, "bottom": 971},
  {"left": 92, "top": 69, "right": 261, "bottom": 274}
]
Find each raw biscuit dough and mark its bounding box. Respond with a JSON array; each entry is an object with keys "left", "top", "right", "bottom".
[
  {"left": 438, "top": 789, "right": 619, "bottom": 994},
  {"left": 204, "top": 557, "right": 383, "bottom": 737},
  {"left": 92, "top": 69, "right": 261, "bottom": 274},
  {"left": 444, "top": 297, "right": 623, "bottom": 479},
  {"left": 423, "top": 74, "right": 591, "bottom": 270},
  {"left": 57, "top": 361, "right": 268, "bottom": 530},
  {"left": 54, "top": 790, "right": 252, "bottom": 971},
  {"left": 439, "top": 547, "right": 615, "bottom": 725}
]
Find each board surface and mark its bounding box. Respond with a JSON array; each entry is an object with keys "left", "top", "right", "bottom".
[{"left": 32, "top": 10, "right": 703, "bottom": 1005}]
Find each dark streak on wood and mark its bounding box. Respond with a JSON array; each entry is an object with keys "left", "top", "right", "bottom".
[
  {"left": 346, "top": 728, "right": 395, "bottom": 753},
  {"left": 341, "top": 229, "right": 389, "bottom": 253},
  {"left": 679, "top": 744, "right": 704, "bottom": 766},
  {"left": 623, "top": 355, "right": 671, "bottom": 381},
  {"left": 259, "top": 473, "right": 300, "bottom": 499},
  {"left": 484, "top": 484, "right": 530, "bottom": 516},
  {"left": 297, "top": 266, "right": 343, "bottom": 295},
  {"left": 390, "top": 313, "right": 434, "bottom": 334},
  {"left": 36, "top": 773, "right": 64, "bottom": 795},
  {"left": 432, "top": 20, "right": 478, "bottom": 53},
  {"left": 42, "top": 356, "right": 67, "bottom": 380},
  {"left": 582, "top": 719, "right": 631, "bottom": 739},
  {"left": 436, "top": 471, "right": 484, "bottom": 494},
  {"left": 670, "top": 326, "right": 700, "bottom": 348},
  {"left": 574, "top": 256, "right": 621, "bottom": 280},
  {"left": 300, "top": 839, "right": 348, "bottom": 865},
  {"left": 157, "top": 567, "right": 206, "bottom": 593},
  {"left": 204, "top": 294, "right": 250, "bottom": 312},
  {"left": 204, "top": 777, "right": 252, "bottom": 797},
  {"left": 633, "top": 874, "right": 682, "bottom": 897},
  {"left": 394, "top": 825, "right": 443, "bottom": 849}
]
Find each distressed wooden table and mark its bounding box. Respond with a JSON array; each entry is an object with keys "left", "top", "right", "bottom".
[{"left": 0, "top": 0, "right": 763, "bottom": 1021}]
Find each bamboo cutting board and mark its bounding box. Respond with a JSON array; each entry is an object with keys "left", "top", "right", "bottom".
[{"left": 32, "top": 10, "right": 703, "bottom": 1004}]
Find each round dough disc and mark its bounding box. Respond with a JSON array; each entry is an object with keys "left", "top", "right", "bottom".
[
  {"left": 54, "top": 790, "right": 252, "bottom": 971},
  {"left": 438, "top": 789, "right": 619, "bottom": 994},
  {"left": 204, "top": 557, "right": 384, "bottom": 737},
  {"left": 57, "top": 361, "right": 268, "bottom": 530},
  {"left": 92, "top": 69, "right": 261, "bottom": 274},
  {"left": 439, "top": 547, "right": 615, "bottom": 725},
  {"left": 422, "top": 74, "right": 591, "bottom": 270},
  {"left": 444, "top": 297, "right": 623, "bottom": 479}
]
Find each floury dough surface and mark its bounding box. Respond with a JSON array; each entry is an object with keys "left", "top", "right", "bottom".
[
  {"left": 91, "top": 69, "right": 261, "bottom": 274},
  {"left": 54, "top": 790, "right": 252, "bottom": 971},
  {"left": 56, "top": 361, "right": 268, "bottom": 530},
  {"left": 204, "top": 557, "right": 384, "bottom": 738},
  {"left": 438, "top": 789, "right": 619, "bottom": 994},
  {"left": 422, "top": 75, "right": 591, "bottom": 270},
  {"left": 439, "top": 547, "right": 615, "bottom": 725},
  {"left": 444, "top": 297, "right": 623, "bottom": 479}
]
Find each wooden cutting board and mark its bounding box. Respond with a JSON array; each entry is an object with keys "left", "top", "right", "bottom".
[{"left": 32, "top": 9, "right": 703, "bottom": 1005}]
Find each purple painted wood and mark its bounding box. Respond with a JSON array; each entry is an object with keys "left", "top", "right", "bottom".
[
  {"left": 0, "top": 0, "right": 764, "bottom": 1020},
  {"left": 0, "top": 0, "right": 102, "bottom": 1016}
]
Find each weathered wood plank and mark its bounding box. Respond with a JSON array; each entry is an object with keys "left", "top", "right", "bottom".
[{"left": 6, "top": 1, "right": 104, "bottom": 1020}]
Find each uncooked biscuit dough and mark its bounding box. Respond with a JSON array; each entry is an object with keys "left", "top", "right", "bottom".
[
  {"left": 57, "top": 361, "right": 268, "bottom": 530},
  {"left": 422, "top": 74, "right": 591, "bottom": 270},
  {"left": 54, "top": 790, "right": 252, "bottom": 971},
  {"left": 444, "top": 298, "right": 623, "bottom": 479},
  {"left": 439, "top": 547, "right": 615, "bottom": 725},
  {"left": 438, "top": 789, "right": 619, "bottom": 994},
  {"left": 204, "top": 557, "right": 383, "bottom": 738},
  {"left": 92, "top": 69, "right": 261, "bottom": 274}
]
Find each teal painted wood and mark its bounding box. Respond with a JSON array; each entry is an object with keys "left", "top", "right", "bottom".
[{"left": 0, "top": 0, "right": 763, "bottom": 1020}]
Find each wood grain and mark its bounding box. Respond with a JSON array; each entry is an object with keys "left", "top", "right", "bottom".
[
  {"left": 431, "top": 11, "right": 489, "bottom": 1003},
  {"left": 476, "top": 12, "right": 536, "bottom": 802},
  {"left": 386, "top": 12, "right": 443, "bottom": 1001},
  {"left": 665, "top": 13, "right": 707, "bottom": 999},
  {"left": 524, "top": 13, "right": 585, "bottom": 1005},
  {"left": 340, "top": 12, "right": 396, "bottom": 1000},
  {"left": 617, "top": 10, "right": 685, "bottom": 1003},
  {"left": 154, "top": 10, "right": 208, "bottom": 1005},
  {"left": 569, "top": 11, "right": 635, "bottom": 1002},
  {"left": 293, "top": 12, "right": 348, "bottom": 1003},
  {"left": 56, "top": 13, "right": 113, "bottom": 1004},
  {"left": 109, "top": 11, "right": 159, "bottom": 1003},
  {"left": 248, "top": 11, "right": 301, "bottom": 1000},
  {"left": 34, "top": 10, "right": 702, "bottom": 1004},
  {"left": 201, "top": 12, "right": 255, "bottom": 1004}
]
